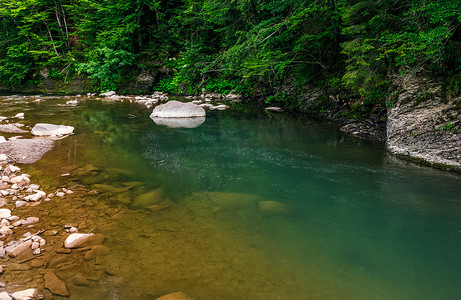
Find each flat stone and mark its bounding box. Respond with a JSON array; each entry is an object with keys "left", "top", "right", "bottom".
[
  {"left": 155, "top": 292, "right": 195, "bottom": 300},
  {"left": 10, "top": 288, "right": 38, "bottom": 300},
  {"left": 31, "top": 123, "right": 74, "bottom": 136},
  {"left": 44, "top": 271, "right": 69, "bottom": 296},
  {"left": 64, "top": 233, "right": 104, "bottom": 249},
  {"left": 150, "top": 101, "right": 206, "bottom": 118},
  {"left": 0, "top": 124, "right": 28, "bottom": 134},
  {"left": 132, "top": 188, "right": 164, "bottom": 208},
  {"left": 21, "top": 217, "right": 39, "bottom": 225},
  {"left": 56, "top": 248, "right": 71, "bottom": 254},
  {"left": 30, "top": 259, "right": 44, "bottom": 268},
  {"left": 265, "top": 106, "right": 283, "bottom": 112}
]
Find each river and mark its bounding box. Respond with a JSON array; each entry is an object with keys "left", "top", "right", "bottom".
[{"left": 1, "top": 94, "right": 460, "bottom": 299}]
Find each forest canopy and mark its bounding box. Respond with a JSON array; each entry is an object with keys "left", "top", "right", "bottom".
[{"left": 1, "top": 0, "right": 460, "bottom": 109}]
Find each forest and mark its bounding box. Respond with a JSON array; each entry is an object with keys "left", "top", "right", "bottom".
[{"left": 1, "top": 0, "right": 460, "bottom": 114}]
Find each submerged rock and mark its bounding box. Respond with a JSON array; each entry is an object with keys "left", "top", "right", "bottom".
[
  {"left": 258, "top": 201, "right": 291, "bottom": 214},
  {"left": 132, "top": 188, "right": 164, "bottom": 208},
  {"left": 83, "top": 245, "right": 110, "bottom": 260},
  {"left": 31, "top": 123, "right": 74, "bottom": 136},
  {"left": 44, "top": 271, "right": 69, "bottom": 296},
  {"left": 155, "top": 292, "right": 195, "bottom": 300},
  {"left": 150, "top": 101, "right": 206, "bottom": 118},
  {"left": 208, "top": 192, "right": 261, "bottom": 210}
]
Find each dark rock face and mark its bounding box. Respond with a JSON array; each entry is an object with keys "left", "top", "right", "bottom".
[{"left": 387, "top": 76, "right": 461, "bottom": 171}]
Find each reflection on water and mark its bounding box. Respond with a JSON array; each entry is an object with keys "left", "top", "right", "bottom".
[{"left": 2, "top": 95, "right": 461, "bottom": 299}]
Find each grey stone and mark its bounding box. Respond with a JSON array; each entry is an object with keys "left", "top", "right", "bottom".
[
  {"left": 150, "top": 101, "right": 205, "bottom": 118},
  {"left": 31, "top": 123, "right": 74, "bottom": 136}
]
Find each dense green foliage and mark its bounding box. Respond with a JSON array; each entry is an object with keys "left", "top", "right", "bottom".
[{"left": 1, "top": 0, "right": 461, "bottom": 114}]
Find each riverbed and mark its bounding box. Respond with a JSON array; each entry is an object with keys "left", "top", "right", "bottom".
[{"left": 1, "top": 94, "right": 461, "bottom": 299}]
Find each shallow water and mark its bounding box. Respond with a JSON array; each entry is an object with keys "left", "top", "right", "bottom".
[{"left": 1, "top": 95, "right": 461, "bottom": 299}]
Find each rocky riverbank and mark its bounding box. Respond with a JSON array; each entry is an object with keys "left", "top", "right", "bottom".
[
  {"left": 0, "top": 102, "right": 198, "bottom": 299},
  {"left": 386, "top": 76, "right": 461, "bottom": 171}
]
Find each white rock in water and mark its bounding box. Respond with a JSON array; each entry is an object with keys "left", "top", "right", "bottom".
[
  {"left": 265, "top": 106, "right": 283, "bottom": 112},
  {"left": 0, "top": 291, "right": 11, "bottom": 300},
  {"left": 9, "top": 165, "right": 20, "bottom": 173},
  {"left": 66, "top": 100, "right": 78, "bottom": 105},
  {"left": 31, "top": 242, "right": 39, "bottom": 250},
  {"left": 0, "top": 137, "right": 6, "bottom": 143},
  {"left": 14, "top": 113, "right": 24, "bottom": 119},
  {"left": 100, "top": 91, "right": 116, "bottom": 97},
  {"left": 24, "top": 191, "right": 46, "bottom": 202},
  {"left": 64, "top": 233, "right": 94, "bottom": 248},
  {"left": 150, "top": 101, "right": 206, "bottom": 118},
  {"left": 0, "top": 226, "right": 12, "bottom": 236},
  {"left": 15, "top": 201, "right": 28, "bottom": 208},
  {"left": 7, "top": 240, "right": 32, "bottom": 257},
  {"left": 31, "top": 123, "right": 74, "bottom": 136},
  {"left": 21, "top": 217, "right": 39, "bottom": 225},
  {"left": 0, "top": 209, "right": 11, "bottom": 219},
  {"left": 11, "top": 288, "right": 38, "bottom": 300}
]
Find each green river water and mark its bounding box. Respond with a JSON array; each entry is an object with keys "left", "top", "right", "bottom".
[{"left": 1, "top": 95, "right": 461, "bottom": 299}]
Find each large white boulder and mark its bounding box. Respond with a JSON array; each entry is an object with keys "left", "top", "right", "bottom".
[
  {"left": 31, "top": 123, "right": 74, "bottom": 136},
  {"left": 150, "top": 101, "right": 205, "bottom": 118}
]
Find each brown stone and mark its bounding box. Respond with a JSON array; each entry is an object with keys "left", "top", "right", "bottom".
[
  {"left": 44, "top": 271, "right": 69, "bottom": 296},
  {"left": 30, "top": 259, "right": 44, "bottom": 268},
  {"left": 56, "top": 248, "right": 71, "bottom": 254},
  {"left": 83, "top": 245, "right": 110, "bottom": 261},
  {"left": 70, "top": 275, "right": 89, "bottom": 286}
]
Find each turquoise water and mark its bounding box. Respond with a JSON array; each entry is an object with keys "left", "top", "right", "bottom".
[{"left": 1, "top": 95, "right": 461, "bottom": 299}]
